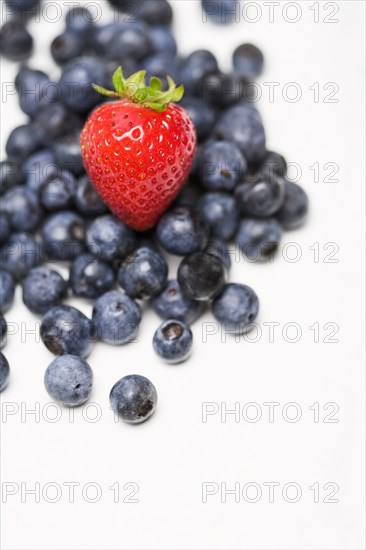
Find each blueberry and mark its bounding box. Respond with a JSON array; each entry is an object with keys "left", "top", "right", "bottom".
[
  {"left": 235, "top": 174, "right": 285, "bottom": 218},
  {"left": 235, "top": 218, "right": 283, "bottom": 261},
  {"left": 148, "top": 26, "right": 177, "bottom": 57},
  {"left": 0, "top": 233, "right": 42, "bottom": 280},
  {"left": 180, "top": 50, "right": 218, "bottom": 94},
  {"left": 201, "top": 71, "right": 249, "bottom": 108},
  {"left": 59, "top": 57, "right": 105, "bottom": 113},
  {"left": 0, "top": 159, "right": 24, "bottom": 195},
  {"left": 109, "top": 374, "right": 157, "bottom": 424},
  {"left": 23, "top": 149, "right": 57, "bottom": 194},
  {"left": 212, "top": 283, "right": 259, "bottom": 334},
  {"left": 142, "top": 54, "right": 179, "bottom": 87},
  {"left": 5, "top": 0, "right": 40, "bottom": 14},
  {"left": 0, "top": 315, "right": 7, "bottom": 349},
  {"left": 197, "top": 192, "right": 239, "bottom": 240},
  {"left": 156, "top": 207, "right": 208, "bottom": 256},
  {"left": 118, "top": 246, "right": 168, "bottom": 300},
  {"left": 259, "top": 151, "right": 287, "bottom": 178},
  {"left": 1, "top": 187, "right": 42, "bottom": 232},
  {"left": 108, "top": 25, "right": 151, "bottom": 61},
  {"left": 74, "top": 175, "right": 108, "bottom": 217},
  {"left": 51, "top": 31, "right": 84, "bottom": 65},
  {"left": 180, "top": 97, "right": 215, "bottom": 141},
  {"left": 65, "top": 6, "right": 94, "bottom": 36},
  {"left": 0, "top": 21, "right": 33, "bottom": 61},
  {"left": 138, "top": 0, "right": 173, "bottom": 26},
  {"left": 205, "top": 239, "right": 232, "bottom": 271},
  {"left": 0, "top": 271, "right": 16, "bottom": 313},
  {"left": 199, "top": 140, "right": 247, "bottom": 191},
  {"left": 70, "top": 255, "right": 115, "bottom": 299},
  {"left": 277, "top": 181, "right": 309, "bottom": 230},
  {"left": 52, "top": 132, "right": 84, "bottom": 175},
  {"left": 177, "top": 252, "right": 226, "bottom": 301},
  {"left": 215, "top": 102, "right": 266, "bottom": 162},
  {"left": 86, "top": 215, "right": 136, "bottom": 262},
  {"left": 92, "top": 290, "right": 141, "bottom": 345},
  {"left": 152, "top": 280, "right": 203, "bottom": 324},
  {"left": 42, "top": 211, "right": 85, "bottom": 261},
  {"left": 15, "top": 68, "right": 57, "bottom": 118},
  {"left": 44, "top": 355, "right": 93, "bottom": 406},
  {"left": 0, "top": 213, "right": 11, "bottom": 245},
  {"left": 33, "top": 103, "right": 83, "bottom": 144},
  {"left": 233, "top": 43, "right": 264, "bottom": 80},
  {"left": 153, "top": 320, "right": 193, "bottom": 364},
  {"left": 22, "top": 266, "right": 67, "bottom": 314},
  {"left": 0, "top": 352, "right": 10, "bottom": 392},
  {"left": 92, "top": 22, "right": 122, "bottom": 56},
  {"left": 5, "top": 124, "right": 43, "bottom": 162},
  {"left": 40, "top": 305, "right": 96, "bottom": 358},
  {"left": 173, "top": 179, "right": 204, "bottom": 208},
  {"left": 202, "top": 0, "right": 237, "bottom": 24},
  {"left": 40, "top": 170, "right": 76, "bottom": 211}
]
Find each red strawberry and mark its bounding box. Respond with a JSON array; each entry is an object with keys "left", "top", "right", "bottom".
[{"left": 80, "top": 67, "right": 197, "bottom": 231}]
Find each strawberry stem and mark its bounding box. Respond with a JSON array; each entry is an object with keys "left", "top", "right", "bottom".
[{"left": 92, "top": 66, "right": 185, "bottom": 112}]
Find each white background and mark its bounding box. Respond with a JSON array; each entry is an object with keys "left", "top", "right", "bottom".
[{"left": 0, "top": 1, "right": 365, "bottom": 549}]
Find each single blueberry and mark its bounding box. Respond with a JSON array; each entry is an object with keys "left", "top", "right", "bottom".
[
  {"left": 202, "top": 0, "right": 237, "bottom": 24},
  {"left": 51, "top": 31, "right": 84, "bottom": 65},
  {"left": 152, "top": 280, "right": 203, "bottom": 324},
  {"left": 33, "top": 103, "right": 83, "bottom": 144},
  {"left": 74, "top": 175, "right": 108, "bottom": 217},
  {"left": 5, "top": 124, "right": 43, "bottom": 161},
  {"left": 23, "top": 266, "right": 67, "bottom": 314},
  {"left": 199, "top": 140, "right": 247, "bottom": 191},
  {"left": 70, "top": 255, "right": 115, "bottom": 299},
  {"left": 92, "top": 290, "right": 141, "bottom": 345},
  {"left": 0, "top": 315, "right": 7, "bottom": 349},
  {"left": 153, "top": 320, "right": 193, "bottom": 364},
  {"left": 197, "top": 192, "right": 239, "bottom": 240},
  {"left": 0, "top": 159, "right": 24, "bottom": 195},
  {"left": 65, "top": 6, "right": 95, "bottom": 36},
  {"left": 173, "top": 179, "right": 204, "bottom": 209},
  {"left": 118, "top": 247, "right": 168, "bottom": 300},
  {"left": 235, "top": 218, "right": 283, "bottom": 261},
  {"left": 0, "top": 271, "right": 16, "bottom": 313},
  {"left": 180, "top": 50, "right": 218, "bottom": 94},
  {"left": 52, "top": 132, "right": 84, "bottom": 175},
  {"left": 44, "top": 355, "right": 93, "bottom": 406},
  {"left": 92, "top": 22, "right": 123, "bottom": 56},
  {"left": 42, "top": 211, "right": 85, "bottom": 261},
  {"left": 0, "top": 213, "right": 11, "bottom": 245},
  {"left": 40, "top": 305, "right": 96, "bottom": 358},
  {"left": 235, "top": 174, "right": 285, "bottom": 218},
  {"left": 108, "top": 25, "right": 151, "bottom": 61},
  {"left": 0, "top": 352, "right": 10, "bottom": 392},
  {"left": 59, "top": 57, "right": 105, "bottom": 113},
  {"left": 156, "top": 207, "right": 208, "bottom": 256},
  {"left": 212, "top": 283, "right": 259, "bottom": 334},
  {"left": 138, "top": 0, "right": 173, "bottom": 26},
  {"left": 233, "top": 43, "right": 264, "bottom": 80},
  {"left": 1, "top": 186, "right": 42, "bottom": 232},
  {"left": 201, "top": 71, "right": 249, "bottom": 108},
  {"left": 277, "top": 181, "right": 309, "bottom": 230},
  {"left": 15, "top": 67, "right": 57, "bottom": 118},
  {"left": 109, "top": 374, "right": 157, "bottom": 424},
  {"left": 0, "top": 233, "right": 42, "bottom": 280},
  {"left": 180, "top": 97, "right": 215, "bottom": 141},
  {"left": 177, "top": 252, "right": 226, "bottom": 301},
  {"left": 40, "top": 170, "right": 76, "bottom": 211},
  {"left": 259, "top": 151, "right": 287, "bottom": 178},
  {"left": 205, "top": 238, "right": 232, "bottom": 271},
  {"left": 0, "top": 21, "right": 33, "bottom": 61},
  {"left": 148, "top": 26, "right": 177, "bottom": 57},
  {"left": 142, "top": 53, "right": 179, "bottom": 87},
  {"left": 23, "top": 149, "right": 57, "bottom": 194},
  {"left": 86, "top": 215, "right": 136, "bottom": 262}
]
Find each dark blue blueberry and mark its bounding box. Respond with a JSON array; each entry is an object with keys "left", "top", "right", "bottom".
[
  {"left": 0, "top": 214, "right": 11, "bottom": 245},
  {"left": 109, "top": 374, "right": 157, "bottom": 424},
  {"left": 180, "top": 50, "right": 218, "bottom": 94},
  {"left": 277, "top": 181, "right": 309, "bottom": 230},
  {"left": 235, "top": 218, "right": 283, "bottom": 261},
  {"left": 259, "top": 151, "right": 287, "bottom": 178},
  {"left": 44, "top": 355, "right": 93, "bottom": 406},
  {"left": 202, "top": 0, "right": 237, "bottom": 24},
  {"left": 142, "top": 54, "right": 179, "bottom": 87},
  {"left": 118, "top": 246, "right": 168, "bottom": 300},
  {"left": 177, "top": 251, "right": 226, "bottom": 301},
  {"left": 42, "top": 211, "right": 85, "bottom": 261},
  {"left": 235, "top": 174, "right": 285, "bottom": 218},
  {"left": 197, "top": 192, "right": 239, "bottom": 240},
  {"left": 153, "top": 320, "right": 193, "bottom": 364},
  {"left": 92, "top": 290, "right": 141, "bottom": 345},
  {"left": 148, "top": 26, "right": 177, "bottom": 57},
  {"left": 65, "top": 6, "right": 94, "bottom": 36},
  {"left": 33, "top": 102, "right": 83, "bottom": 144},
  {"left": 5, "top": 124, "right": 43, "bottom": 162},
  {"left": 152, "top": 280, "right": 203, "bottom": 324},
  {"left": 59, "top": 57, "right": 105, "bottom": 113},
  {"left": 22, "top": 266, "right": 67, "bottom": 314},
  {"left": 51, "top": 31, "right": 84, "bottom": 65},
  {"left": 173, "top": 178, "right": 204, "bottom": 208},
  {"left": 201, "top": 71, "right": 249, "bottom": 108},
  {"left": 86, "top": 215, "right": 136, "bottom": 262},
  {"left": 215, "top": 102, "right": 266, "bottom": 162},
  {"left": 156, "top": 207, "right": 208, "bottom": 256},
  {"left": 233, "top": 43, "right": 264, "bottom": 80},
  {"left": 0, "top": 21, "right": 33, "bottom": 61},
  {"left": 138, "top": 0, "right": 173, "bottom": 26},
  {"left": 0, "top": 233, "right": 42, "bottom": 280},
  {"left": 199, "top": 140, "right": 247, "bottom": 191},
  {"left": 205, "top": 238, "right": 232, "bottom": 271},
  {"left": 212, "top": 283, "right": 259, "bottom": 334},
  {"left": 0, "top": 352, "right": 10, "bottom": 392},
  {"left": 15, "top": 67, "right": 57, "bottom": 118},
  {"left": 180, "top": 97, "right": 215, "bottom": 141},
  {"left": 5, "top": 0, "right": 40, "bottom": 13},
  {"left": 40, "top": 170, "right": 76, "bottom": 211},
  {"left": 52, "top": 132, "right": 84, "bottom": 175},
  {"left": 0, "top": 315, "right": 7, "bottom": 349},
  {"left": 92, "top": 22, "right": 122, "bottom": 56},
  {"left": 24, "top": 149, "right": 57, "bottom": 194},
  {"left": 1, "top": 187, "right": 42, "bottom": 232},
  {"left": 40, "top": 305, "right": 96, "bottom": 358},
  {"left": 108, "top": 25, "right": 151, "bottom": 61},
  {"left": 74, "top": 175, "right": 108, "bottom": 217},
  {"left": 0, "top": 271, "right": 15, "bottom": 313},
  {"left": 70, "top": 255, "right": 115, "bottom": 299},
  {"left": 0, "top": 159, "right": 23, "bottom": 195},
  {"left": 104, "top": 59, "right": 138, "bottom": 88}
]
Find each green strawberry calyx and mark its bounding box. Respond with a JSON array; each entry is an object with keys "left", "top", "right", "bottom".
[{"left": 92, "top": 66, "right": 185, "bottom": 113}]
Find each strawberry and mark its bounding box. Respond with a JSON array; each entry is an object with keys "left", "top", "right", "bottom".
[{"left": 80, "top": 67, "right": 197, "bottom": 231}]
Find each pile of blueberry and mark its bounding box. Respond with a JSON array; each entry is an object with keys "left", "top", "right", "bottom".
[{"left": 0, "top": 0, "right": 309, "bottom": 424}]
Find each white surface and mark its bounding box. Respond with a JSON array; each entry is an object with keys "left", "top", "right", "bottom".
[{"left": 0, "top": 1, "right": 365, "bottom": 549}]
